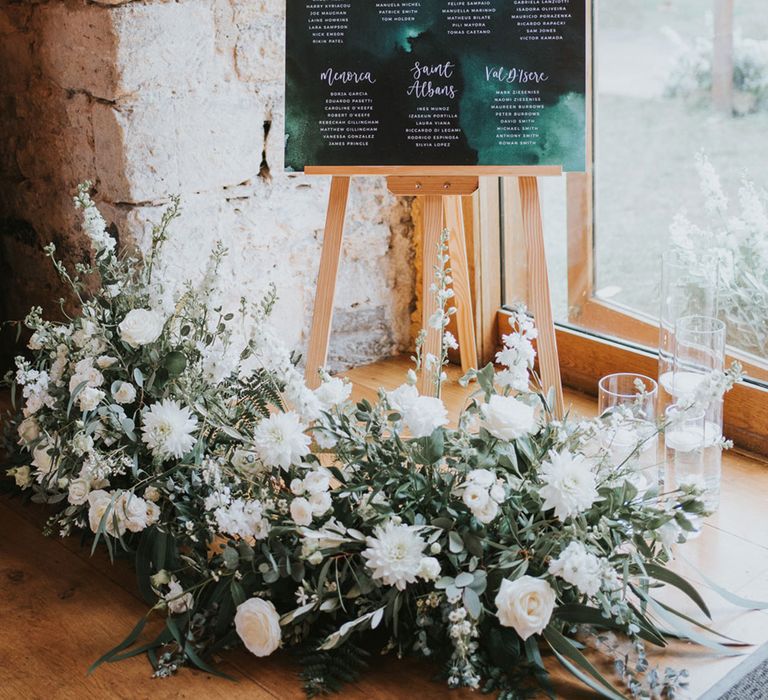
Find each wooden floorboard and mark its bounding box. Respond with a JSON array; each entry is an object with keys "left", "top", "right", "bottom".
[{"left": 1, "top": 355, "right": 766, "bottom": 699}]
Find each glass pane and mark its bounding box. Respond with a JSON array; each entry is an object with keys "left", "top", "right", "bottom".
[{"left": 595, "top": 0, "right": 768, "bottom": 369}]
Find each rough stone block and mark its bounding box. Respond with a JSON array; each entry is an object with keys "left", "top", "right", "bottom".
[
  {"left": 38, "top": 4, "right": 118, "bottom": 101},
  {"left": 94, "top": 90, "right": 263, "bottom": 202}
]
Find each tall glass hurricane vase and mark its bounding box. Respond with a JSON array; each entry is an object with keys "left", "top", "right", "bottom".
[
  {"left": 670, "top": 316, "right": 727, "bottom": 510},
  {"left": 658, "top": 249, "right": 719, "bottom": 409}
]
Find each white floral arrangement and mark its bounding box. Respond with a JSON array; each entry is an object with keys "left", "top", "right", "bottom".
[
  {"left": 3, "top": 187, "right": 754, "bottom": 699},
  {"left": 670, "top": 153, "right": 768, "bottom": 357}
]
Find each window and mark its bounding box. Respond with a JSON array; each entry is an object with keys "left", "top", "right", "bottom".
[{"left": 489, "top": 0, "right": 768, "bottom": 454}]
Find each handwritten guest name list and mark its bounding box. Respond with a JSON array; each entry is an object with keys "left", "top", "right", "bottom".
[{"left": 285, "top": 0, "right": 586, "bottom": 170}]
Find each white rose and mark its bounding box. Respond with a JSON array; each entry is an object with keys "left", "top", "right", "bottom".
[
  {"left": 474, "top": 498, "right": 499, "bottom": 524},
  {"left": 494, "top": 576, "right": 555, "bottom": 640},
  {"left": 77, "top": 387, "right": 105, "bottom": 412},
  {"left": 87, "top": 489, "right": 125, "bottom": 536},
  {"left": 9, "top": 466, "right": 32, "bottom": 489},
  {"left": 145, "top": 501, "right": 161, "bottom": 526},
  {"left": 17, "top": 417, "right": 40, "bottom": 445},
  {"left": 403, "top": 396, "right": 449, "bottom": 438},
  {"left": 96, "top": 355, "right": 118, "bottom": 369},
  {"left": 119, "top": 492, "right": 149, "bottom": 533},
  {"left": 113, "top": 381, "right": 137, "bottom": 405},
  {"left": 303, "top": 469, "right": 331, "bottom": 495},
  {"left": 467, "top": 469, "right": 495, "bottom": 487},
  {"left": 290, "top": 478, "right": 305, "bottom": 495},
  {"left": 309, "top": 491, "right": 332, "bottom": 516},
  {"left": 234, "top": 598, "right": 282, "bottom": 658},
  {"left": 68, "top": 477, "right": 91, "bottom": 505},
  {"left": 31, "top": 442, "right": 54, "bottom": 473},
  {"left": 290, "top": 497, "right": 314, "bottom": 527},
  {"left": 463, "top": 483, "right": 490, "bottom": 511},
  {"left": 144, "top": 486, "right": 161, "bottom": 502},
  {"left": 315, "top": 377, "right": 352, "bottom": 409},
  {"left": 417, "top": 556, "right": 441, "bottom": 581},
  {"left": 481, "top": 395, "right": 537, "bottom": 441},
  {"left": 118, "top": 308, "right": 165, "bottom": 348},
  {"left": 72, "top": 432, "right": 94, "bottom": 456},
  {"left": 490, "top": 483, "right": 506, "bottom": 504}
]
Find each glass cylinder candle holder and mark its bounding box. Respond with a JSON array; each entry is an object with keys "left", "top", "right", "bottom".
[
  {"left": 598, "top": 373, "right": 660, "bottom": 491},
  {"left": 658, "top": 250, "right": 719, "bottom": 409},
  {"left": 665, "top": 404, "right": 720, "bottom": 515}
]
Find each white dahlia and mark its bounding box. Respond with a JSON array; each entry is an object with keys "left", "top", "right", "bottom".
[
  {"left": 252, "top": 411, "right": 311, "bottom": 470},
  {"left": 362, "top": 520, "right": 428, "bottom": 591},
  {"left": 141, "top": 399, "right": 198, "bottom": 460},
  {"left": 538, "top": 449, "right": 598, "bottom": 521}
]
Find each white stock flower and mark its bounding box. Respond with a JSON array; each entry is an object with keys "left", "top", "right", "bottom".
[
  {"left": 548, "top": 541, "right": 604, "bottom": 597},
  {"left": 113, "top": 381, "right": 137, "bottom": 405},
  {"left": 165, "top": 578, "right": 193, "bottom": 615},
  {"left": 315, "top": 377, "right": 351, "bottom": 409},
  {"left": 141, "top": 400, "right": 198, "bottom": 460},
  {"left": 118, "top": 308, "right": 165, "bottom": 348},
  {"left": 538, "top": 450, "right": 598, "bottom": 521},
  {"left": 481, "top": 395, "right": 537, "bottom": 441},
  {"left": 252, "top": 412, "right": 310, "bottom": 470},
  {"left": 214, "top": 498, "right": 270, "bottom": 541},
  {"left": 290, "top": 497, "right": 314, "bottom": 526},
  {"left": 494, "top": 576, "right": 555, "bottom": 640},
  {"left": 235, "top": 598, "right": 282, "bottom": 658},
  {"left": 77, "top": 387, "right": 105, "bottom": 413},
  {"left": 417, "top": 556, "right": 441, "bottom": 581},
  {"left": 402, "top": 396, "right": 449, "bottom": 438},
  {"left": 67, "top": 477, "right": 91, "bottom": 505},
  {"left": 362, "top": 520, "right": 428, "bottom": 591}
]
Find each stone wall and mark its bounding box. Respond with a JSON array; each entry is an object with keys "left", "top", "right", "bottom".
[{"left": 0, "top": 0, "right": 415, "bottom": 370}]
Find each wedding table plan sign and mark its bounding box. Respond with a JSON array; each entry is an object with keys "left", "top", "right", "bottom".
[{"left": 285, "top": 0, "right": 587, "bottom": 171}]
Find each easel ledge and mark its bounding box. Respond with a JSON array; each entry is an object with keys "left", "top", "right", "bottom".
[{"left": 305, "top": 165, "right": 562, "bottom": 177}]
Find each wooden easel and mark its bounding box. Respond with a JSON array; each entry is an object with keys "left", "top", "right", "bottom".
[{"left": 303, "top": 166, "right": 565, "bottom": 418}]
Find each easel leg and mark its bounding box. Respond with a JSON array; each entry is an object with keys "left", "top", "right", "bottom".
[
  {"left": 518, "top": 177, "right": 565, "bottom": 418},
  {"left": 305, "top": 176, "right": 351, "bottom": 389},
  {"left": 418, "top": 195, "right": 444, "bottom": 396},
  {"left": 443, "top": 196, "right": 478, "bottom": 374}
]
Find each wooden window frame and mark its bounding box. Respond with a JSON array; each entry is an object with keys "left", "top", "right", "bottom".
[{"left": 470, "top": 1, "right": 768, "bottom": 456}]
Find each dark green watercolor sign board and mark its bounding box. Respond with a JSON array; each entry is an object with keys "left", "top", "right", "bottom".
[{"left": 284, "top": 1, "right": 587, "bottom": 172}]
